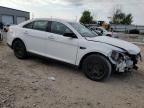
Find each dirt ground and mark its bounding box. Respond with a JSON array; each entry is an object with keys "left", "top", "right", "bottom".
[{"left": 0, "top": 41, "right": 144, "bottom": 108}]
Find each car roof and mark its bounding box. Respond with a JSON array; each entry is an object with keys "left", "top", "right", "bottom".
[
  {"left": 19, "top": 18, "right": 77, "bottom": 26},
  {"left": 34, "top": 18, "right": 68, "bottom": 22}
]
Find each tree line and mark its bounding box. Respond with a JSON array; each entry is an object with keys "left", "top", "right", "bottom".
[{"left": 79, "top": 9, "right": 133, "bottom": 25}]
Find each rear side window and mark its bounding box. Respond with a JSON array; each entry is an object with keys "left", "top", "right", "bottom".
[
  {"left": 33, "top": 21, "right": 49, "bottom": 31},
  {"left": 23, "top": 22, "right": 33, "bottom": 29},
  {"left": 51, "top": 21, "right": 72, "bottom": 35},
  {"left": 23, "top": 20, "right": 49, "bottom": 32}
]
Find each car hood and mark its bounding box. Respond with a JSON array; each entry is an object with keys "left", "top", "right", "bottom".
[{"left": 86, "top": 36, "right": 140, "bottom": 55}]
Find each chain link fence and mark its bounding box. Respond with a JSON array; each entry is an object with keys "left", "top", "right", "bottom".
[{"left": 111, "top": 24, "right": 144, "bottom": 34}]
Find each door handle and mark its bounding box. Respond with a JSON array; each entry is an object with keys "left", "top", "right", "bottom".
[{"left": 48, "top": 36, "right": 55, "bottom": 40}]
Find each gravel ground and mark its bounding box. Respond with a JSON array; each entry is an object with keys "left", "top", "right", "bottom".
[{"left": 0, "top": 41, "right": 144, "bottom": 108}]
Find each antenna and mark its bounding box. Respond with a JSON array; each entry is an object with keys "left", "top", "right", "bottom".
[
  {"left": 31, "top": 12, "right": 35, "bottom": 19},
  {"left": 75, "top": 16, "right": 78, "bottom": 22}
]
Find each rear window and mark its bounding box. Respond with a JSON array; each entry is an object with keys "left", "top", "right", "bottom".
[{"left": 23, "top": 22, "right": 33, "bottom": 29}]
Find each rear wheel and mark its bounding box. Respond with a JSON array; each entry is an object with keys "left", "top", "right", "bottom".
[
  {"left": 0, "top": 32, "right": 3, "bottom": 41},
  {"left": 13, "top": 40, "right": 27, "bottom": 59},
  {"left": 82, "top": 54, "right": 112, "bottom": 81}
]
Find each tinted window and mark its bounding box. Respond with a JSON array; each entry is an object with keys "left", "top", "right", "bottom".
[
  {"left": 33, "top": 21, "right": 49, "bottom": 31},
  {"left": 51, "top": 21, "right": 72, "bottom": 35},
  {"left": 23, "top": 22, "right": 33, "bottom": 29}
]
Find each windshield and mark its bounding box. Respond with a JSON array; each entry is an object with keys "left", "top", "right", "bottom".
[{"left": 69, "top": 22, "right": 98, "bottom": 37}]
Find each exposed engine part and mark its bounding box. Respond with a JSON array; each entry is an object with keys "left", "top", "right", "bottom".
[
  {"left": 116, "top": 59, "right": 134, "bottom": 72},
  {"left": 111, "top": 51, "right": 141, "bottom": 72},
  {"left": 133, "top": 65, "right": 138, "bottom": 70}
]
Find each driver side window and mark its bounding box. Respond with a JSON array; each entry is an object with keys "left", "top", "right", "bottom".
[{"left": 51, "top": 21, "right": 72, "bottom": 35}]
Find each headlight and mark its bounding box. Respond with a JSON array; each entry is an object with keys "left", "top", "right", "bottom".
[{"left": 111, "top": 50, "right": 124, "bottom": 62}]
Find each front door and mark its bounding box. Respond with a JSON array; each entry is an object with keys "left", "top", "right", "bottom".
[{"left": 46, "top": 21, "right": 79, "bottom": 64}]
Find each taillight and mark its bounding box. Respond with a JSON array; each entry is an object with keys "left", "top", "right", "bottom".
[{"left": 3, "top": 28, "right": 8, "bottom": 32}]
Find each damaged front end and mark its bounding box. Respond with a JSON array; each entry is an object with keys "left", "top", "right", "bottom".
[{"left": 109, "top": 50, "right": 142, "bottom": 72}]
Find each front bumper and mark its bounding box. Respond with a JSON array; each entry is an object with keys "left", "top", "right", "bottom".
[
  {"left": 114, "top": 53, "right": 141, "bottom": 72},
  {"left": 116, "top": 59, "right": 134, "bottom": 72}
]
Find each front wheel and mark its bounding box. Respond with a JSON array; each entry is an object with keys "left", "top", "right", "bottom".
[
  {"left": 82, "top": 54, "right": 112, "bottom": 81},
  {"left": 13, "top": 40, "right": 27, "bottom": 59}
]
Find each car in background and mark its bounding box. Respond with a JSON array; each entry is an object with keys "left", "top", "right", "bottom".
[
  {"left": 84, "top": 25, "right": 103, "bottom": 36},
  {"left": 89, "top": 26, "right": 113, "bottom": 37},
  {"left": 90, "top": 29, "right": 103, "bottom": 36},
  {"left": 129, "top": 29, "right": 140, "bottom": 34}
]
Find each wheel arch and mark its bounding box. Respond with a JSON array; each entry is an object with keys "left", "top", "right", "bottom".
[
  {"left": 12, "top": 38, "right": 26, "bottom": 49},
  {"left": 78, "top": 52, "right": 112, "bottom": 69}
]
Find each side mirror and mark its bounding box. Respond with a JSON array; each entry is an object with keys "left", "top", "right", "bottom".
[{"left": 63, "top": 33, "right": 77, "bottom": 38}]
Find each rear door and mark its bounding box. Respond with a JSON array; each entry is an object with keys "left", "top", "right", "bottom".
[{"left": 22, "top": 20, "right": 50, "bottom": 55}]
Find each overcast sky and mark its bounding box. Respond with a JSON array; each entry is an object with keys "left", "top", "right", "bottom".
[{"left": 0, "top": 0, "right": 144, "bottom": 25}]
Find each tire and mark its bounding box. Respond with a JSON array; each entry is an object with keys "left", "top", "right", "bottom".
[
  {"left": 82, "top": 54, "right": 112, "bottom": 81},
  {"left": 0, "top": 33, "right": 3, "bottom": 41},
  {"left": 13, "top": 40, "right": 27, "bottom": 59}
]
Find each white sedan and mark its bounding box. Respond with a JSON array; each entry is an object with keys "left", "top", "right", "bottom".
[{"left": 7, "top": 18, "right": 141, "bottom": 81}]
